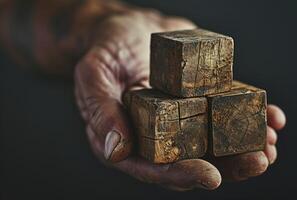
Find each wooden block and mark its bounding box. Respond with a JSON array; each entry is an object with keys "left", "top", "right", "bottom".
[
  {"left": 150, "top": 28, "right": 234, "bottom": 97},
  {"left": 207, "top": 81, "right": 267, "bottom": 157},
  {"left": 123, "top": 89, "right": 208, "bottom": 163}
]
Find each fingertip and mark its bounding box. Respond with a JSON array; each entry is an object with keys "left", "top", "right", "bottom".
[
  {"left": 109, "top": 139, "right": 133, "bottom": 162},
  {"left": 104, "top": 130, "right": 133, "bottom": 163},
  {"left": 204, "top": 171, "right": 222, "bottom": 190},
  {"left": 87, "top": 99, "right": 134, "bottom": 163},
  {"left": 169, "top": 159, "right": 222, "bottom": 190},
  {"left": 198, "top": 160, "right": 222, "bottom": 190},
  {"left": 264, "top": 144, "right": 277, "bottom": 165},
  {"left": 267, "top": 126, "right": 278, "bottom": 145},
  {"left": 267, "top": 105, "right": 286, "bottom": 130},
  {"left": 237, "top": 152, "right": 269, "bottom": 178}
]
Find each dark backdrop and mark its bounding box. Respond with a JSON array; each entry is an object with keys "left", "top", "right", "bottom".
[{"left": 1, "top": 0, "right": 297, "bottom": 199}]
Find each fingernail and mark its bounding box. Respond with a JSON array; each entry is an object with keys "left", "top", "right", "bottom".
[{"left": 104, "top": 130, "right": 121, "bottom": 160}]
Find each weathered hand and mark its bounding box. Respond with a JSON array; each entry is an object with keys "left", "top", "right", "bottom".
[{"left": 74, "top": 10, "right": 286, "bottom": 190}]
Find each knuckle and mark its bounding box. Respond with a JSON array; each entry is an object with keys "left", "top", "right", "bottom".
[
  {"left": 126, "top": 9, "right": 162, "bottom": 24},
  {"left": 83, "top": 50, "right": 102, "bottom": 71},
  {"left": 75, "top": 47, "right": 118, "bottom": 86},
  {"left": 89, "top": 102, "right": 113, "bottom": 129},
  {"left": 140, "top": 8, "right": 162, "bottom": 19},
  {"left": 163, "top": 16, "right": 197, "bottom": 31},
  {"left": 126, "top": 10, "right": 145, "bottom": 17},
  {"left": 75, "top": 50, "right": 100, "bottom": 79}
]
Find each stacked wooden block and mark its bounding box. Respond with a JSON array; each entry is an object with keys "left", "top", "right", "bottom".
[{"left": 124, "top": 29, "right": 267, "bottom": 163}]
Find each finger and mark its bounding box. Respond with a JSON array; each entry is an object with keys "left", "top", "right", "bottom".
[
  {"left": 115, "top": 158, "right": 221, "bottom": 191},
  {"left": 75, "top": 54, "right": 133, "bottom": 163},
  {"left": 267, "top": 126, "right": 278, "bottom": 145},
  {"left": 162, "top": 16, "right": 197, "bottom": 31},
  {"left": 267, "top": 104, "right": 286, "bottom": 130},
  {"left": 77, "top": 89, "right": 131, "bottom": 162},
  {"left": 86, "top": 126, "right": 221, "bottom": 190},
  {"left": 88, "top": 97, "right": 133, "bottom": 163},
  {"left": 209, "top": 151, "right": 269, "bottom": 181},
  {"left": 74, "top": 88, "right": 89, "bottom": 121},
  {"left": 264, "top": 144, "right": 277, "bottom": 165},
  {"left": 86, "top": 124, "right": 104, "bottom": 159}
]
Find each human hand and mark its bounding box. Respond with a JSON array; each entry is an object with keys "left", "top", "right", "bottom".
[{"left": 74, "top": 10, "right": 286, "bottom": 190}]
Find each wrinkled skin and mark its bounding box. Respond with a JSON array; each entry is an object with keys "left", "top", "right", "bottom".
[{"left": 74, "top": 10, "right": 286, "bottom": 191}]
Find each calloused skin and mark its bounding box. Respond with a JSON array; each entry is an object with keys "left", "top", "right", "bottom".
[{"left": 74, "top": 10, "right": 286, "bottom": 190}]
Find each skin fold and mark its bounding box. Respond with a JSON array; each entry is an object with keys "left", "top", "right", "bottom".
[{"left": 0, "top": 0, "right": 286, "bottom": 191}]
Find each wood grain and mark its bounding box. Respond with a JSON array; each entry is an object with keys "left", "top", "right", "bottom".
[
  {"left": 123, "top": 89, "right": 208, "bottom": 163},
  {"left": 207, "top": 81, "right": 267, "bottom": 157},
  {"left": 150, "top": 28, "right": 234, "bottom": 97}
]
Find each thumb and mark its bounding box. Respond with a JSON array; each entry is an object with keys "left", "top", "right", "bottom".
[
  {"left": 92, "top": 98, "right": 133, "bottom": 162},
  {"left": 74, "top": 51, "right": 133, "bottom": 163}
]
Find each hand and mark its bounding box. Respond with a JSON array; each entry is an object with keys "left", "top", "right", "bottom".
[{"left": 74, "top": 10, "right": 286, "bottom": 190}]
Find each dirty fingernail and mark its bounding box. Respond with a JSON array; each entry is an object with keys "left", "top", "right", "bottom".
[{"left": 104, "top": 130, "right": 121, "bottom": 160}]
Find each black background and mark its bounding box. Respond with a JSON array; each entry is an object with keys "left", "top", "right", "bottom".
[{"left": 1, "top": 0, "right": 297, "bottom": 199}]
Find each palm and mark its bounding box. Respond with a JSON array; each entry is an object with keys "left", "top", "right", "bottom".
[{"left": 74, "top": 11, "right": 286, "bottom": 190}]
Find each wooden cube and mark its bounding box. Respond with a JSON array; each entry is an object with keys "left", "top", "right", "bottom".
[
  {"left": 123, "top": 89, "right": 208, "bottom": 163},
  {"left": 207, "top": 81, "right": 267, "bottom": 157},
  {"left": 150, "top": 28, "right": 234, "bottom": 97}
]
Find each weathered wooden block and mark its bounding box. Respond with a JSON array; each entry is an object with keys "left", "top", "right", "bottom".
[
  {"left": 150, "top": 28, "right": 234, "bottom": 97},
  {"left": 123, "top": 89, "right": 208, "bottom": 163},
  {"left": 207, "top": 81, "right": 267, "bottom": 157}
]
